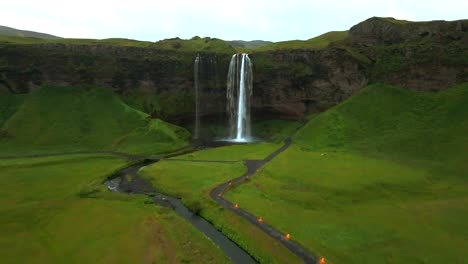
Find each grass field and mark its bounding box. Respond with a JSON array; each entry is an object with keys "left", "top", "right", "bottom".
[
  {"left": 0, "top": 154, "right": 229, "bottom": 263},
  {"left": 0, "top": 86, "right": 189, "bottom": 156},
  {"left": 173, "top": 142, "right": 281, "bottom": 161},
  {"left": 168, "top": 118, "right": 302, "bottom": 162},
  {"left": 252, "top": 119, "right": 303, "bottom": 143},
  {"left": 224, "top": 83, "right": 468, "bottom": 263},
  {"left": 140, "top": 159, "right": 303, "bottom": 263}
]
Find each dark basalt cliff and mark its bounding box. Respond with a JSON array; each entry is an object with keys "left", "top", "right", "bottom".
[
  {"left": 348, "top": 17, "right": 467, "bottom": 91},
  {"left": 251, "top": 48, "right": 367, "bottom": 117},
  {"left": 0, "top": 17, "right": 466, "bottom": 122}
]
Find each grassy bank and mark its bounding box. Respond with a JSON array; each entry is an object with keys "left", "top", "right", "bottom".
[
  {"left": 0, "top": 154, "right": 229, "bottom": 263},
  {"left": 173, "top": 142, "right": 281, "bottom": 161},
  {"left": 141, "top": 149, "right": 303, "bottom": 263}
]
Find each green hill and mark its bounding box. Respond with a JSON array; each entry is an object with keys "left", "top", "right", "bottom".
[
  {"left": 225, "top": 83, "right": 468, "bottom": 263},
  {"left": 227, "top": 40, "right": 273, "bottom": 49},
  {"left": 154, "top": 36, "right": 235, "bottom": 53},
  {"left": 255, "top": 31, "right": 348, "bottom": 51},
  {"left": 0, "top": 86, "right": 190, "bottom": 156},
  {"left": 0, "top": 35, "right": 155, "bottom": 47},
  {"left": 294, "top": 83, "right": 468, "bottom": 165},
  {"left": 0, "top": 25, "right": 61, "bottom": 39}
]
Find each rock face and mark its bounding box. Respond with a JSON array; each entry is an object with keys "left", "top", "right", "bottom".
[
  {"left": 349, "top": 17, "right": 468, "bottom": 45},
  {"left": 0, "top": 17, "right": 467, "bottom": 122},
  {"left": 349, "top": 17, "right": 468, "bottom": 91},
  {"left": 251, "top": 49, "right": 367, "bottom": 118}
]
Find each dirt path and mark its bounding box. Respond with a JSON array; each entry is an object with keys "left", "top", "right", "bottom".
[{"left": 210, "top": 138, "right": 318, "bottom": 264}]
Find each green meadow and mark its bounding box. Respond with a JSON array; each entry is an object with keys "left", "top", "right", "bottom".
[
  {"left": 0, "top": 154, "right": 229, "bottom": 263},
  {"left": 140, "top": 159, "right": 303, "bottom": 264},
  {"left": 173, "top": 142, "right": 280, "bottom": 161},
  {"left": 225, "top": 84, "right": 468, "bottom": 263},
  {"left": 1, "top": 79, "right": 466, "bottom": 263}
]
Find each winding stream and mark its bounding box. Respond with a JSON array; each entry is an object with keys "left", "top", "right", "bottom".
[
  {"left": 104, "top": 160, "right": 256, "bottom": 264},
  {"left": 104, "top": 137, "right": 316, "bottom": 263}
]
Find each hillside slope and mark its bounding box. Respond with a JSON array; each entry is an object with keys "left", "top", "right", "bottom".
[
  {"left": 294, "top": 83, "right": 468, "bottom": 165},
  {"left": 225, "top": 83, "right": 468, "bottom": 263},
  {"left": 255, "top": 31, "right": 348, "bottom": 51},
  {"left": 0, "top": 86, "right": 190, "bottom": 156},
  {"left": 0, "top": 25, "right": 60, "bottom": 39},
  {"left": 228, "top": 40, "right": 273, "bottom": 49}
]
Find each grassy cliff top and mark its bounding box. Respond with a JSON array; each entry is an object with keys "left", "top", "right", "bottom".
[
  {"left": 254, "top": 31, "right": 349, "bottom": 51},
  {"left": 154, "top": 37, "right": 235, "bottom": 53},
  {"left": 0, "top": 35, "right": 235, "bottom": 53},
  {"left": 0, "top": 35, "right": 155, "bottom": 47}
]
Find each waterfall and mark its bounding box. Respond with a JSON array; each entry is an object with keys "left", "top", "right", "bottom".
[
  {"left": 193, "top": 54, "right": 201, "bottom": 139},
  {"left": 226, "top": 53, "right": 253, "bottom": 142}
]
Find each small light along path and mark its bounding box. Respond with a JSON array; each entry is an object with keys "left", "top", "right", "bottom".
[
  {"left": 7, "top": 140, "right": 320, "bottom": 263},
  {"left": 2, "top": 146, "right": 256, "bottom": 263},
  {"left": 210, "top": 138, "right": 319, "bottom": 264}
]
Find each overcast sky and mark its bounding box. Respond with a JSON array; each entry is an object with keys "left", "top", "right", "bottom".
[{"left": 1, "top": 0, "right": 466, "bottom": 42}]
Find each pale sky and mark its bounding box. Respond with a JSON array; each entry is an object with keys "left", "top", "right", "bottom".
[{"left": 1, "top": 0, "right": 466, "bottom": 42}]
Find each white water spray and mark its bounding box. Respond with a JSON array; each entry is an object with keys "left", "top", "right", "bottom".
[{"left": 226, "top": 53, "right": 253, "bottom": 142}]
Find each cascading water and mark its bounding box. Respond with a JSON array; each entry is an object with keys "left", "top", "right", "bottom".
[
  {"left": 193, "top": 54, "right": 201, "bottom": 139},
  {"left": 226, "top": 53, "right": 253, "bottom": 142}
]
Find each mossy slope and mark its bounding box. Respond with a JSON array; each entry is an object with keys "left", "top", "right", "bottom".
[{"left": 0, "top": 86, "right": 190, "bottom": 155}]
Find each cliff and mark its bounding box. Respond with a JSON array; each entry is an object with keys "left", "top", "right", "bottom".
[{"left": 0, "top": 17, "right": 466, "bottom": 122}]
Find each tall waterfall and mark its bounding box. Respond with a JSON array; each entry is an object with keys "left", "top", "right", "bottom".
[
  {"left": 193, "top": 54, "right": 201, "bottom": 139},
  {"left": 226, "top": 53, "right": 253, "bottom": 142}
]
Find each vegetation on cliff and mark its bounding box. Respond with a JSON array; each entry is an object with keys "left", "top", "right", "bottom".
[{"left": 1, "top": 17, "right": 466, "bottom": 122}]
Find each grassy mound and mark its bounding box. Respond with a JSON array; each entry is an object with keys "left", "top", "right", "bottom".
[
  {"left": 0, "top": 86, "right": 190, "bottom": 155},
  {"left": 225, "top": 83, "right": 468, "bottom": 263}
]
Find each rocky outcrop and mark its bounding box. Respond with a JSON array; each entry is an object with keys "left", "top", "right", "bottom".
[
  {"left": 251, "top": 48, "right": 367, "bottom": 118},
  {"left": 348, "top": 17, "right": 468, "bottom": 91},
  {"left": 349, "top": 17, "right": 468, "bottom": 45}
]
